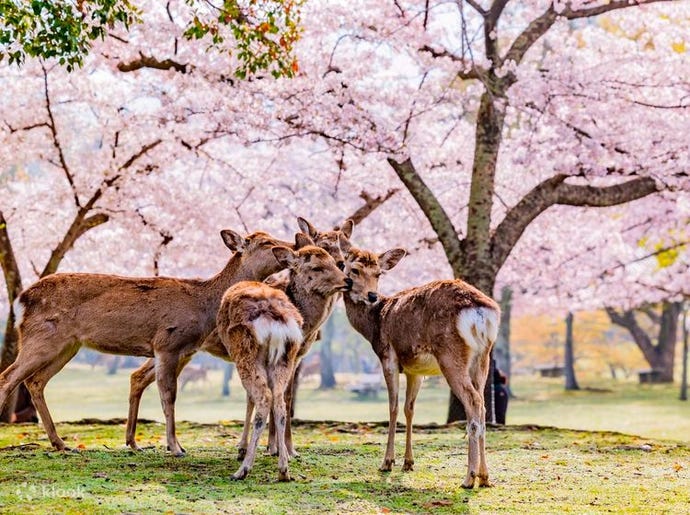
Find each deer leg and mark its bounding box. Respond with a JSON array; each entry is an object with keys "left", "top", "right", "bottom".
[
  {"left": 283, "top": 368, "right": 299, "bottom": 458},
  {"left": 154, "top": 350, "right": 185, "bottom": 457},
  {"left": 233, "top": 366, "right": 271, "bottom": 480},
  {"left": 126, "top": 358, "right": 156, "bottom": 450},
  {"left": 237, "top": 392, "right": 254, "bottom": 461},
  {"left": 271, "top": 362, "right": 293, "bottom": 481},
  {"left": 439, "top": 355, "right": 483, "bottom": 489},
  {"left": 402, "top": 374, "right": 423, "bottom": 472},
  {"left": 379, "top": 353, "right": 400, "bottom": 472},
  {"left": 267, "top": 404, "right": 278, "bottom": 456},
  {"left": 472, "top": 350, "right": 492, "bottom": 487},
  {"left": 23, "top": 346, "right": 79, "bottom": 451},
  {"left": 0, "top": 337, "right": 67, "bottom": 431}
]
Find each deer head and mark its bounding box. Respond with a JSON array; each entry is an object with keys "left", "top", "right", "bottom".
[
  {"left": 297, "top": 217, "right": 354, "bottom": 268},
  {"left": 271, "top": 242, "right": 352, "bottom": 297},
  {"left": 221, "top": 230, "right": 295, "bottom": 278},
  {"left": 341, "top": 244, "right": 406, "bottom": 305}
]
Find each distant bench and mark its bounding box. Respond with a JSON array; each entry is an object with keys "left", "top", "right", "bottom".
[
  {"left": 638, "top": 369, "right": 664, "bottom": 384},
  {"left": 535, "top": 366, "right": 565, "bottom": 378},
  {"left": 346, "top": 374, "right": 383, "bottom": 399}
]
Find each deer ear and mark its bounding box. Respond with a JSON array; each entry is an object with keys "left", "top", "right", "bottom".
[
  {"left": 378, "top": 248, "right": 406, "bottom": 271},
  {"left": 297, "top": 217, "right": 319, "bottom": 239},
  {"left": 340, "top": 219, "right": 354, "bottom": 239},
  {"left": 338, "top": 233, "right": 352, "bottom": 253},
  {"left": 295, "top": 232, "right": 314, "bottom": 249},
  {"left": 272, "top": 246, "right": 297, "bottom": 268},
  {"left": 221, "top": 230, "right": 245, "bottom": 252}
]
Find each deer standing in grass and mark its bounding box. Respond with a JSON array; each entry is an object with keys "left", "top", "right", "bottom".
[
  {"left": 218, "top": 237, "right": 352, "bottom": 481},
  {"left": 0, "top": 230, "right": 293, "bottom": 456},
  {"left": 123, "top": 217, "right": 353, "bottom": 454},
  {"left": 340, "top": 243, "right": 500, "bottom": 489}
]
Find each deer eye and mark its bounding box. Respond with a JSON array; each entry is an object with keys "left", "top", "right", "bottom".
[
  {"left": 336, "top": 261, "right": 345, "bottom": 270},
  {"left": 313, "top": 266, "right": 324, "bottom": 273},
  {"left": 351, "top": 269, "right": 360, "bottom": 276}
]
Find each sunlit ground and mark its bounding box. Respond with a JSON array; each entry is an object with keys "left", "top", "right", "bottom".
[{"left": 42, "top": 364, "right": 690, "bottom": 443}]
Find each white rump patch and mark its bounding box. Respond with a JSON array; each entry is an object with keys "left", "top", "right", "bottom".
[
  {"left": 251, "top": 317, "right": 303, "bottom": 366},
  {"left": 13, "top": 297, "right": 24, "bottom": 330},
  {"left": 456, "top": 307, "right": 499, "bottom": 353}
]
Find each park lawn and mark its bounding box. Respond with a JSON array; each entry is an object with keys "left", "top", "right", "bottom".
[
  {"left": 41, "top": 365, "right": 690, "bottom": 442},
  {"left": 0, "top": 420, "right": 688, "bottom": 514}
]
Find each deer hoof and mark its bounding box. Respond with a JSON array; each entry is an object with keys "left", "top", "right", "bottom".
[
  {"left": 278, "top": 469, "right": 291, "bottom": 482},
  {"left": 379, "top": 459, "right": 394, "bottom": 472},
  {"left": 232, "top": 467, "right": 249, "bottom": 480},
  {"left": 402, "top": 460, "right": 414, "bottom": 472},
  {"left": 461, "top": 475, "right": 476, "bottom": 489},
  {"left": 478, "top": 476, "right": 493, "bottom": 488},
  {"left": 127, "top": 442, "right": 143, "bottom": 452}
]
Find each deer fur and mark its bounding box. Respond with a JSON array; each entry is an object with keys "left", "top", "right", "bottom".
[
  {"left": 219, "top": 241, "right": 351, "bottom": 481},
  {"left": 123, "top": 218, "right": 353, "bottom": 453},
  {"left": 0, "top": 230, "right": 292, "bottom": 456},
  {"left": 341, "top": 243, "right": 500, "bottom": 489}
]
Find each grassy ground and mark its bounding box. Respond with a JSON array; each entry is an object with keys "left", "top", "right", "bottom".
[
  {"left": 42, "top": 365, "right": 690, "bottom": 442},
  {"left": 0, "top": 420, "right": 687, "bottom": 514}
]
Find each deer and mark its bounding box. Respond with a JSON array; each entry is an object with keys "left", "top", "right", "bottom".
[
  {"left": 340, "top": 242, "right": 500, "bottom": 489},
  {"left": 123, "top": 217, "right": 354, "bottom": 453},
  {"left": 0, "top": 229, "right": 294, "bottom": 456},
  {"left": 217, "top": 236, "right": 352, "bottom": 481}
]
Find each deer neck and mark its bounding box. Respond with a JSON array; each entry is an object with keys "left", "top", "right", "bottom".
[
  {"left": 205, "top": 252, "right": 253, "bottom": 302},
  {"left": 286, "top": 278, "right": 332, "bottom": 339},
  {"left": 343, "top": 293, "right": 383, "bottom": 345}
]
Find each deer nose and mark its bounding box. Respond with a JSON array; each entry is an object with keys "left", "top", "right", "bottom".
[
  {"left": 367, "top": 292, "right": 378, "bottom": 303},
  {"left": 344, "top": 277, "right": 353, "bottom": 290}
]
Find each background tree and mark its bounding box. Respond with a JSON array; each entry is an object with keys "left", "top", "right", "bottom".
[{"left": 0, "top": 0, "right": 302, "bottom": 78}]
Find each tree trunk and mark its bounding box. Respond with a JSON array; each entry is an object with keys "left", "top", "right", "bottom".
[
  {"left": 607, "top": 302, "right": 681, "bottom": 383},
  {"left": 494, "top": 286, "right": 512, "bottom": 387},
  {"left": 564, "top": 312, "right": 580, "bottom": 391},
  {"left": 680, "top": 305, "right": 688, "bottom": 401},
  {"left": 319, "top": 315, "right": 337, "bottom": 389},
  {"left": 222, "top": 363, "right": 234, "bottom": 397}
]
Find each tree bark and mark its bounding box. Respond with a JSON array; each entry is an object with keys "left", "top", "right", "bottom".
[
  {"left": 494, "top": 286, "right": 512, "bottom": 391},
  {"left": 564, "top": 312, "right": 580, "bottom": 391},
  {"left": 0, "top": 211, "right": 24, "bottom": 422},
  {"left": 319, "top": 315, "right": 337, "bottom": 389}
]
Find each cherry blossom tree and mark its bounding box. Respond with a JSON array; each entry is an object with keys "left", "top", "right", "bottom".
[{"left": 2, "top": 0, "right": 689, "bottom": 424}]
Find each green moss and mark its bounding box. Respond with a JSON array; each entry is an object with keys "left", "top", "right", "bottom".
[{"left": 0, "top": 421, "right": 687, "bottom": 514}]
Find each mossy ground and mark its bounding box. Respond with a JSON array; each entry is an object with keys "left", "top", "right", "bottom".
[{"left": 0, "top": 420, "right": 687, "bottom": 514}]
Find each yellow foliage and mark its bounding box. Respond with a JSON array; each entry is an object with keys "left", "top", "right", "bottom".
[
  {"left": 512, "top": 311, "right": 647, "bottom": 377},
  {"left": 671, "top": 40, "right": 686, "bottom": 53}
]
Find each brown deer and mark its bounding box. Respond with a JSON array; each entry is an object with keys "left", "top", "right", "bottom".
[
  {"left": 0, "top": 230, "right": 293, "bottom": 456},
  {"left": 123, "top": 217, "right": 354, "bottom": 453},
  {"left": 218, "top": 239, "right": 351, "bottom": 481},
  {"left": 340, "top": 243, "right": 500, "bottom": 489}
]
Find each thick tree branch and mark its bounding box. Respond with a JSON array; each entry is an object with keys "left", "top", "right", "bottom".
[
  {"left": 387, "top": 157, "right": 463, "bottom": 271},
  {"left": 502, "top": 7, "right": 556, "bottom": 71},
  {"left": 491, "top": 175, "right": 660, "bottom": 272},
  {"left": 346, "top": 189, "right": 400, "bottom": 226},
  {"left": 605, "top": 307, "right": 657, "bottom": 363},
  {"left": 484, "top": 0, "right": 508, "bottom": 65},
  {"left": 0, "top": 210, "right": 23, "bottom": 378},
  {"left": 41, "top": 213, "right": 110, "bottom": 277},
  {"left": 502, "top": 1, "right": 673, "bottom": 76},
  {"left": 0, "top": 211, "right": 23, "bottom": 305},
  {"left": 561, "top": 0, "right": 676, "bottom": 20},
  {"left": 117, "top": 54, "right": 189, "bottom": 74}
]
